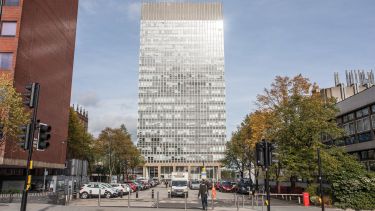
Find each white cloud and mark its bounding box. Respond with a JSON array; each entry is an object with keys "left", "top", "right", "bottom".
[
  {"left": 76, "top": 91, "right": 99, "bottom": 107},
  {"left": 86, "top": 98, "right": 138, "bottom": 142}
]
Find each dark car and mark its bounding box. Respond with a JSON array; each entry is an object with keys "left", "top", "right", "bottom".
[
  {"left": 220, "top": 181, "right": 237, "bottom": 192},
  {"left": 236, "top": 179, "right": 252, "bottom": 194}
]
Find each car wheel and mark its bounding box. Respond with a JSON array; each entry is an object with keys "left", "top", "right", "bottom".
[
  {"left": 105, "top": 192, "right": 111, "bottom": 198},
  {"left": 81, "top": 192, "right": 88, "bottom": 199}
]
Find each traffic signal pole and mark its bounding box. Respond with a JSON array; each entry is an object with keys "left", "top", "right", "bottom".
[
  {"left": 317, "top": 148, "right": 325, "bottom": 211},
  {"left": 20, "top": 83, "right": 40, "bottom": 211},
  {"left": 264, "top": 140, "right": 271, "bottom": 211}
]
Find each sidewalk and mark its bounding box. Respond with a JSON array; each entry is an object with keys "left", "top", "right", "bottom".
[{"left": 1, "top": 203, "right": 343, "bottom": 211}]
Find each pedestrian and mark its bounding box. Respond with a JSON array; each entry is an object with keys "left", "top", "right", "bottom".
[
  {"left": 165, "top": 181, "right": 168, "bottom": 188},
  {"left": 198, "top": 179, "right": 209, "bottom": 210}
]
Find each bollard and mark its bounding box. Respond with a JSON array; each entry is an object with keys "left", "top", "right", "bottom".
[
  {"left": 236, "top": 196, "right": 239, "bottom": 211},
  {"left": 242, "top": 195, "right": 244, "bottom": 208},
  {"left": 261, "top": 195, "right": 264, "bottom": 211},
  {"left": 252, "top": 195, "right": 254, "bottom": 209},
  {"left": 211, "top": 195, "right": 214, "bottom": 210},
  {"left": 128, "top": 191, "right": 130, "bottom": 208},
  {"left": 234, "top": 193, "right": 236, "bottom": 206},
  {"left": 152, "top": 189, "right": 154, "bottom": 199},
  {"left": 157, "top": 191, "right": 159, "bottom": 209},
  {"left": 168, "top": 190, "right": 171, "bottom": 198},
  {"left": 89, "top": 190, "right": 92, "bottom": 198},
  {"left": 136, "top": 190, "right": 139, "bottom": 198},
  {"left": 98, "top": 189, "right": 101, "bottom": 207},
  {"left": 184, "top": 192, "right": 187, "bottom": 211},
  {"left": 298, "top": 196, "right": 301, "bottom": 204}
]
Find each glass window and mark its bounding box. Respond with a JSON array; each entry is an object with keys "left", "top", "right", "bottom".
[
  {"left": 358, "top": 132, "right": 371, "bottom": 143},
  {"left": 4, "top": 0, "right": 19, "bottom": 6},
  {"left": 372, "top": 114, "right": 375, "bottom": 129},
  {"left": 1, "top": 22, "right": 17, "bottom": 36},
  {"left": 372, "top": 105, "right": 375, "bottom": 113},
  {"left": 357, "top": 117, "right": 370, "bottom": 133},
  {"left": 0, "top": 53, "right": 13, "bottom": 70}
]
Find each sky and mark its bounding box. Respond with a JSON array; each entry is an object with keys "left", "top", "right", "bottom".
[{"left": 71, "top": 0, "right": 375, "bottom": 141}]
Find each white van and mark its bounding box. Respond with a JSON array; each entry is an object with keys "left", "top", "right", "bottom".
[{"left": 170, "top": 172, "right": 189, "bottom": 197}]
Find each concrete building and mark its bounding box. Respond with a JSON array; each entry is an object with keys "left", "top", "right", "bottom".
[
  {"left": 0, "top": 0, "right": 79, "bottom": 190},
  {"left": 320, "top": 71, "right": 375, "bottom": 171},
  {"left": 137, "top": 2, "right": 226, "bottom": 180}
]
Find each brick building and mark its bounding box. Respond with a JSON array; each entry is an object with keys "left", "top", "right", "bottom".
[{"left": 0, "top": 0, "right": 79, "bottom": 188}]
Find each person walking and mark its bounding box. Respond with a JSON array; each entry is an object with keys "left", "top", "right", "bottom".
[{"left": 198, "top": 180, "right": 209, "bottom": 210}]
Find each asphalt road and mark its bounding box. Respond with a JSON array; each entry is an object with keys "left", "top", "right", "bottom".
[{"left": 0, "top": 185, "right": 343, "bottom": 211}]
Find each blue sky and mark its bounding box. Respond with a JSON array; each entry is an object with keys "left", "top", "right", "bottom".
[{"left": 71, "top": 0, "right": 375, "bottom": 141}]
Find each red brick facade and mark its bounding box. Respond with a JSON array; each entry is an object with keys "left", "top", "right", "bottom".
[{"left": 0, "top": 0, "right": 79, "bottom": 169}]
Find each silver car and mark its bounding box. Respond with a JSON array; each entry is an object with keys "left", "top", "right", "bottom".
[{"left": 190, "top": 180, "right": 200, "bottom": 190}]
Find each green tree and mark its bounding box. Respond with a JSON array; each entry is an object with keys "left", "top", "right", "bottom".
[
  {"left": 95, "top": 125, "right": 143, "bottom": 182},
  {"left": 222, "top": 115, "right": 253, "bottom": 180},
  {"left": 0, "top": 74, "right": 29, "bottom": 145},
  {"left": 252, "top": 74, "right": 375, "bottom": 209}
]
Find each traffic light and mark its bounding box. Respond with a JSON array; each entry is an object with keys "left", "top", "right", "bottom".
[
  {"left": 0, "top": 123, "right": 4, "bottom": 140},
  {"left": 256, "top": 140, "right": 278, "bottom": 168},
  {"left": 24, "top": 83, "right": 39, "bottom": 108},
  {"left": 19, "top": 124, "right": 31, "bottom": 150},
  {"left": 256, "top": 142, "right": 265, "bottom": 166},
  {"left": 37, "top": 123, "right": 51, "bottom": 150},
  {"left": 268, "top": 143, "right": 279, "bottom": 165}
]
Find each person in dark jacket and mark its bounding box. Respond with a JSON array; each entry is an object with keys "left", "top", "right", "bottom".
[{"left": 198, "top": 180, "right": 209, "bottom": 210}]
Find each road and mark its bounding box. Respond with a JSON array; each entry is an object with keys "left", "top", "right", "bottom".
[{"left": 1, "top": 185, "right": 343, "bottom": 211}]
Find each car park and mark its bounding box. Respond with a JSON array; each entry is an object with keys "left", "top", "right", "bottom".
[{"left": 80, "top": 183, "right": 117, "bottom": 199}]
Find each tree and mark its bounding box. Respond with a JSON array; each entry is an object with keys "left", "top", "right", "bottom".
[
  {"left": 94, "top": 125, "right": 143, "bottom": 182},
  {"left": 0, "top": 74, "right": 29, "bottom": 145},
  {"left": 251, "top": 74, "right": 375, "bottom": 209},
  {"left": 256, "top": 75, "right": 343, "bottom": 187},
  {"left": 222, "top": 116, "right": 253, "bottom": 180},
  {"left": 67, "top": 107, "right": 94, "bottom": 160}
]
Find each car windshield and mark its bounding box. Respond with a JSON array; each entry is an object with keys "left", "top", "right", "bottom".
[
  {"left": 222, "top": 182, "right": 231, "bottom": 186},
  {"left": 172, "top": 181, "right": 187, "bottom": 187},
  {"left": 192, "top": 181, "right": 199, "bottom": 184}
]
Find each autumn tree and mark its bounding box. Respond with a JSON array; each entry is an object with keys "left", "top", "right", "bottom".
[
  {"left": 67, "top": 107, "right": 95, "bottom": 175},
  {"left": 0, "top": 74, "right": 29, "bottom": 145}
]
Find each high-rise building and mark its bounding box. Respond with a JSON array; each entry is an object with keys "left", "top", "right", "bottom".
[
  {"left": 137, "top": 2, "right": 226, "bottom": 180},
  {"left": 0, "top": 0, "right": 78, "bottom": 186}
]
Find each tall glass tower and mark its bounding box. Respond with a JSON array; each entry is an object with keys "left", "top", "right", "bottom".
[{"left": 137, "top": 1, "right": 226, "bottom": 180}]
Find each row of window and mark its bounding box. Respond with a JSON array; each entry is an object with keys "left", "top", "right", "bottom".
[{"left": 1, "top": 0, "right": 19, "bottom": 71}]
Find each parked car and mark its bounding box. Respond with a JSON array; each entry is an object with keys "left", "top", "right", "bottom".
[
  {"left": 152, "top": 177, "right": 160, "bottom": 186},
  {"left": 111, "top": 183, "right": 130, "bottom": 195},
  {"left": 220, "top": 181, "right": 237, "bottom": 192},
  {"left": 215, "top": 181, "right": 222, "bottom": 191},
  {"left": 80, "top": 183, "right": 117, "bottom": 199},
  {"left": 190, "top": 180, "right": 200, "bottom": 190},
  {"left": 124, "top": 181, "right": 137, "bottom": 192},
  {"left": 236, "top": 179, "right": 252, "bottom": 194}
]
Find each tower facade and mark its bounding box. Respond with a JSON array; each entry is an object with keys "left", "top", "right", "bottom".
[{"left": 137, "top": 2, "right": 226, "bottom": 180}]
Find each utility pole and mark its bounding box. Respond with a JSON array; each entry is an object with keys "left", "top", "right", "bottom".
[
  {"left": 317, "top": 148, "right": 325, "bottom": 211},
  {"left": 20, "top": 83, "right": 40, "bottom": 211}
]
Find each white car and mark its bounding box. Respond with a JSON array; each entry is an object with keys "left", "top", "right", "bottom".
[
  {"left": 121, "top": 184, "right": 131, "bottom": 193},
  {"left": 80, "top": 183, "right": 117, "bottom": 199},
  {"left": 111, "top": 183, "right": 130, "bottom": 195}
]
